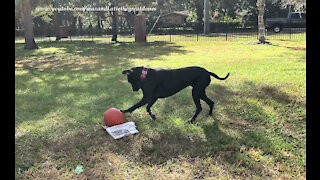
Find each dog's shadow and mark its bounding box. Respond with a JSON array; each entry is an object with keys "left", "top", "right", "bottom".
[{"left": 137, "top": 119, "right": 236, "bottom": 165}]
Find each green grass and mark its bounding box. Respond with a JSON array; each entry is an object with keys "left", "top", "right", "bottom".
[{"left": 15, "top": 37, "right": 306, "bottom": 179}]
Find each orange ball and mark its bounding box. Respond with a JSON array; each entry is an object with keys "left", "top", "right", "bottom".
[{"left": 104, "top": 108, "right": 125, "bottom": 127}]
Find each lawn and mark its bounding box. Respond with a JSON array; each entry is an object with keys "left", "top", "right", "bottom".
[{"left": 15, "top": 38, "right": 306, "bottom": 179}]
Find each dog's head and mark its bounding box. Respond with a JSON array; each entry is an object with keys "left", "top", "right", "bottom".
[{"left": 122, "top": 66, "right": 145, "bottom": 91}]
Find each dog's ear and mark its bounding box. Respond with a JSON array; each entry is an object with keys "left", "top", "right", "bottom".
[{"left": 122, "top": 69, "right": 133, "bottom": 75}]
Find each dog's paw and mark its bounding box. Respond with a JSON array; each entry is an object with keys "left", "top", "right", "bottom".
[
  {"left": 120, "top": 110, "right": 127, "bottom": 114},
  {"left": 188, "top": 118, "right": 195, "bottom": 124},
  {"left": 151, "top": 114, "right": 157, "bottom": 120}
]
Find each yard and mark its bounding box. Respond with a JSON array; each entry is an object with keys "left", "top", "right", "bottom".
[{"left": 15, "top": 38, "right": 306, "bottom": 179}]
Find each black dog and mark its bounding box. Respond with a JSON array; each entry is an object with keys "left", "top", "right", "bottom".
[{"left": 121, "top": 66, "right": 229, "bottom": 123}]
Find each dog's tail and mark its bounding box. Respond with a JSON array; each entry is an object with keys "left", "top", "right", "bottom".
[{"left": 209, "top": 72, "right": 230, "bottom": 80}]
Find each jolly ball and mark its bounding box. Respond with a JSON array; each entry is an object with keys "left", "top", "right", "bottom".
[{"left": 104, "top": 108, "right": 125, "bottom": 127}]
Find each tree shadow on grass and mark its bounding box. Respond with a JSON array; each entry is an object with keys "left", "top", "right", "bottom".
[
  {"left": 15, "top": 41, "right": 188, "bottom": 71},
  {"left": 15, "top": 41, "right": 188, "bottom": 126},
  {"left": 243, "top": 81, "right": 305, "bottom": 107}
]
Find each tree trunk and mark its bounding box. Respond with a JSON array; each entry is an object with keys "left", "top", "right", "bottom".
[
  {"left": 257, "top": 0, "right": 266, "bottom": 43},
  {"left": 97, "top": 13, "right": 102, "bottom": 30},
  {"left": 78, "top": 17, "right": 84, "bottom": 35},
  {"left": 194, "top": 0, "right": 204, "bottom": 26},
  {"left": 111, "top": 10, "right": 118, "bottom": 42},
  {"left": 204, "top": 0, "right": 209, "bottom": 34},
  {"left": 21, "top": 0, "right": 38, "bottom": 49},
  {"left": 53, "top": 11, "right": 61, "bottom": 41},
  {"left": 71, "top": 16, "right": 77, "bottom": 35}
]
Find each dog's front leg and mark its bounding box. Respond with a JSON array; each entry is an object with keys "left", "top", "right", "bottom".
[
  {"left": 121, "top": 97, "right": 148, "bottom": 114},
  {"left": 146, "top": 98, "right": 158, "bottom": 120}
]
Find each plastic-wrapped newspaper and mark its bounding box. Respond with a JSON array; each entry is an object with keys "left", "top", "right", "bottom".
[{"left": 102, "top": 122, "right": 139, "bottom": 139}]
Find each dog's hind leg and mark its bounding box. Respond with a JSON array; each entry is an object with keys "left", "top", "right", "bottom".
[
  {"left": 146, "top": 98, "right": 158, "bottom": 120},
  {"left": 188, "top": 88, "right": 202, "bottom": 123},
  {"left": 200, "top": 91, "right": 214, "bottom": 116}
]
